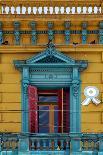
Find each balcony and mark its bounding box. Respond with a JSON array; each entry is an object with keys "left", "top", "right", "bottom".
[{"left": 0, "top": 133, "right": 103, "bottom": 154}]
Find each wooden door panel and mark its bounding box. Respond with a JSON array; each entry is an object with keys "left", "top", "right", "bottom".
[{"left": 28, "top": 85, "right": 38, "bottom": 133}]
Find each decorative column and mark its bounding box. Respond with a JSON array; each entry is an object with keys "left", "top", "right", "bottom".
[
  {"left": 0, "top": 22, "right": 3, "bottom": 45},
  {"left": 64, "top": 21, "right": 71, "bottom": 44},
  {"left": 48, "top": 22, "right": 54, "bottom": 41},
  {"left": 14, "top": 21, "right": 21, "bottom": 45},
  {"left": 82, "top": 22, "right": 88, "bottom": 44},
  {"left": 70, "top": 67, "right": 82, "bottom": 154},
  {"left": 99, "top": 21, "right": 103, "bottom": 44},
  {"left": 30, "top": 21, "right": 37, "bottom": 45},
  {"left": 22, "top": 67, "right": 29, "bottom": 132}
]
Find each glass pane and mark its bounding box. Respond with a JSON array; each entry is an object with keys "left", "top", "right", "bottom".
[
  {"left": 54, "top": 106, "right": 58, "bottom": 133},
  {"left": 39, "top": 95, "right": 58, "bottom": 102},
  {"left": 39, "top": 106, "right": 49, "bottom": 133}
]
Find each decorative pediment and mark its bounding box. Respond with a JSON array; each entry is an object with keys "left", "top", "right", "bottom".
[
  {"left": 13, "top": 42, "right": 88, "bottom": 71},
  {"left": 26, "top": 43, "right": 75, "bottom": 64}
]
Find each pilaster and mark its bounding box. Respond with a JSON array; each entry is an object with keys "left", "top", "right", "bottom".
[
  {"left": 70, "top": 67, "right": 81, "bottom": 133},
  {"left": 22, "top": 67, "right": 29, "bottom": 132}
]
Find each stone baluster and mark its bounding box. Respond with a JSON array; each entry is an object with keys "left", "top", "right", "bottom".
[
  {"left": 55, "top": 7, "right": 59, "bottom": 14},
  {"left": 66, "top": 140, "right": 70, "bottom": 151},
  {"left": 60, "top": 140, "right": 64, "bottom": 150},
  {"left": 37, "top": 140, "right": 40, "bottom": 150},
  {"left": 44, "top": 7, "right": 48, "bottom": 14},
  {"left": 49, "top": 7, "right": 53, "bottom": 14},
  {"left": 0, "top": 3, "right": 2, "bottom": 14},
  {"left": 86, "top": 6, "right": 89, "bottom": 14},
  {"left": 19, "top": 5, "right": 22, "bottom": 14},
  {"left": 43, "top": 139, "right": 46, "bottom": 150},
  {"left": 69, "top": 6, "right": 72, "bottom": 14},
  {"left": 75, "top": 6, "right": 78, "bottom": 14},
  {"left": 92, "top": 6, "right": 94, "bottom": 14},
  {"left": 31, "top": 139, "right": 35, "bottom": 150},
  {"left": 31, "top": 7, "right": 34, "bottom": 14},
  {"left": 101, "top": 3, "right": 103, "bottom": 14},
  {"left": 25, "top": 6, "right": 28, "bottom": 14},
  {"left": 81, "top": 6, "right": 84, "bottom": 14},
  {"left": 38, "top": 7, "right": 42, "bottom": 14},
  {"left": 97, "top": 6, "right": 100, "bottom": 14},
  {"left": 49, "top": 139, "right": 52, "bottom": 150},
  {"left": 64, "top": 7, "right": 66, "bottom": 14},
  {"left": 84, "top": 6, "right": 87, "bottom": 14},
  {"left": 9, "top": 6, "right": 12, "bottom": 14},
  {"left": 60, "top": 7, "right": 64, "bottom": 14},
  {"left": 2, "top": 4, "right": 6, "bottom": 14},
  {"left": 14, "top": 7, "right": 17, "bottom": 14},
  {"left": 98, "top": 135, "right": 103, "bottom": 154},
  {"left": 0, "top": 137, "right": 1, "bottom": 154},
  {"left": 58, "top": 7, "right": 61, "bottom": 14},
  {"left": 54, "top": 139, "right": 58, "bottom": 150}
]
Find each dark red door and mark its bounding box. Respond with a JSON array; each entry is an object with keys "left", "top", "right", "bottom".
[{"left": 28, "top": 85, "right": 38, "bottom": 133}]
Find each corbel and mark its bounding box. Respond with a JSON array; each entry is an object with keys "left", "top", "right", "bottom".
[
  {"left": 64, "top": 21, "right": 71, "bottom": 44},
  {"left": 14, "top": 21, "right": 20, "bottom": 45},
  {"left": 0, "top": 22, "right": 3, "bottom": 45},
  {"left": 82, "top": 22, "right": 88, "bottom": 44},
  {"left": 30, "top": 21, "right": 37, "bottom": 45},
  {"left": 47, "top": 22, "right": 54, "bottom": 42},
  {"left": 99, "top": 21, "right": 103, "bottom": 44}
]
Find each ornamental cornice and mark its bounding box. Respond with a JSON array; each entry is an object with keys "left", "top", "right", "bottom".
[
  {"left": 0, "top": 44, "right": 103, "bottom": 53},
  {"left": 0, "top": 0, "right": 101, "bottom": 6},
  {"left": 0, "top": 14, "right": 103, "bottom": 22}
]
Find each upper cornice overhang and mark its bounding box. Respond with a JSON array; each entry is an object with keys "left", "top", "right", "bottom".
[
  {"left": 0, "top": 44, "right": 103, "bottom": 53},
  {"left": 0, "top": 14, "right": 103, "bottom": 22},
  {"left": 0, "top": 0, "right": 102, "bottom": 6}
]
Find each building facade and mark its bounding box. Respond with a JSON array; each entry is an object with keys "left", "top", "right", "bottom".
[{"left": 0, "top": 0, "right": 103, "bottom": 154}]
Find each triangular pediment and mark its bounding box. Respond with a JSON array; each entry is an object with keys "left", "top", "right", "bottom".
[{"left": 26, "top": 43, "right": 75, "bottom": 64}]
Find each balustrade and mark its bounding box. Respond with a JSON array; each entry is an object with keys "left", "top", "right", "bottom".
[
  {"left": 0, "top": 133, "right": 103, "bottom": 154},
  {"left": 0, "top": 5, "right": 102, "bottom": 15}
]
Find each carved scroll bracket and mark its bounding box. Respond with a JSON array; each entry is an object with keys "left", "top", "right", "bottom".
[{"left": 72, "top": 79, "right": 81, "bottom": 97}]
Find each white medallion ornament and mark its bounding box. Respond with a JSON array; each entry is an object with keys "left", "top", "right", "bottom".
[{"left": 81, "top": 86, "right": 101, "bottom": 106}]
